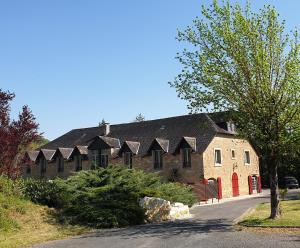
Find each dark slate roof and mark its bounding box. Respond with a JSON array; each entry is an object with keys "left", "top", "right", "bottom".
[
  {"left": 41, "top": 112, "right": 234, "bottom": 155},
  {"left": 27, "top": 151, "right": 39, "bottom": 162},
  {"left": 53, "top": 148, "right": 73, "bottom": 160}
]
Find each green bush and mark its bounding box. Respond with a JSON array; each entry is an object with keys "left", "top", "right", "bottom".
[
  {"left": 21, "top": 179, "right": 63, "bottom": 208},
  {"left": 0, "top": 175, "right": 23, "bottom": 197},
  {"left": 279, "top": 188, "right": 288, "bottom": 201},
  {"left": 55, "top": 166, "right": 197, "bottom": 228}
]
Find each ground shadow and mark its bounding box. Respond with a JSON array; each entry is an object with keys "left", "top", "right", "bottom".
[{"left": 73, "top": 218, "right": 232, "bottom": 240}]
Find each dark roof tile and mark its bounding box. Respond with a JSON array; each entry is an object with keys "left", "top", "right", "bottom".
[{"left": 41, "top": 112, "right": 234, "bottom": 155}]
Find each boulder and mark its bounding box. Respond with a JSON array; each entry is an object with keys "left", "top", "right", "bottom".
[{"left": 139, "top": 197, "right": 190, "bottom": 223}]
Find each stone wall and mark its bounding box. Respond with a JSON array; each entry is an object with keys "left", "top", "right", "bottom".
[
  {"left": 23, "top": 134, "right": 260, "bottom": 199},
  {"left": 111, "top": 152, "right": 204, "bottom": 184},
  {"left": 202, "top": 134, "right": 260, "bottom": 198}
]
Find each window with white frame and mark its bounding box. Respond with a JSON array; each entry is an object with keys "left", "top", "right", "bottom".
[
  {"left": 244, "top": 150, "right": 251, "bottom": 164},
  {"left": 182, "top": 148, "right": 192, "bottom": 168},
  {"left": 214, "top": 149, "right": 222, "bottom": 166},
  {"left": 231, "top": 149, "right": 236, "bottom": 159},
  {"left": 153, "top": 150, "right": 163, "bottom": 169}
]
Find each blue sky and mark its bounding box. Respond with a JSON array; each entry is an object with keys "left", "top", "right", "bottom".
[{"left": 0, "top": 0, "right": 298, "bottom": 140}]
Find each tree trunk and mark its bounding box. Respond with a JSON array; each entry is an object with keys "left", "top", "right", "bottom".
[{"left": 268, "top": 154, "right": 280, "bottom": 219}]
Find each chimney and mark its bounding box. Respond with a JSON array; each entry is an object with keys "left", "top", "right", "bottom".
[{"left": 104, "top": 123, "right": 110, "bottom": 135}]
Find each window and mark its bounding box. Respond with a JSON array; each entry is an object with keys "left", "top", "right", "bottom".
[
  {"left": 26, "top": 164, "right": 31, "bottom": 175},
  {"left": 214, "top": 149, "right": 222, "bottom": 166},
  {"left": 91, "top": 150, "right": 101, "bottom": 169},
  {"left": 124, "top": 152, "right": 133, "bottom": 169},
  {"left": 182, "top": 148, "right": 192, "bottom": 168},
  {"left": 75, "top": 155, "right": 82, "bottom": 171},
  {"left": 244, "top": 150, "right": 251, "bottom": 164},
  {"left": 57, "top": 157, "right": 64, "bottom": 172},
  {"left": 100, "top": 153, "right": 109, "bottom": 168},
  {"left": 153, "top": 150, "right": 163, "bottom": 169},
  {"left": 40, "top": 158, "right": 47, "bottom": 176},
  {"left": 231, "top": 149, "right": 236, "bottom": 159}
]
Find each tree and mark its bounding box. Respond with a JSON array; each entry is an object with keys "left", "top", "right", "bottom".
[
  {"left": 170, "top": 1, "right": 300, "bottom": 219},
  {"left": 28, "top": 136, "right": 49, "bottom": 150},
  {"left": 0, "top": 89, "right": 40, "bottom": 177},
  {"left": 134, "top": 113, "right": 145, "bottom": 122},
  {"left": 99, "top": 118, "right": 106, "bottom": 126}
]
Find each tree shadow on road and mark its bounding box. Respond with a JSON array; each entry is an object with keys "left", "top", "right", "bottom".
[{"left": 73, "top": 218, "right": 232, "bottom": 240}]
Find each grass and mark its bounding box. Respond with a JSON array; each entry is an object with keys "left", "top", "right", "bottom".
[
  {"left": 240, "top": 200, "right": 300, "bottom": 227},
  {"left": 0, "top": 193, "right": 89, "bottom": 248}
]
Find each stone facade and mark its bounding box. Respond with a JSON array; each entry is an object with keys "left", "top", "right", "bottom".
[
  {"left": 23, "top": 134, "right": 259, "bottom": 199},
  {"left": 202, "top": 134, "right": 259, "bottom": 198}
]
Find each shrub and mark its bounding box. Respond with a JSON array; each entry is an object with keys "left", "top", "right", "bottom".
[
  {"left": 0, "top": 175, "right": 23, "bottom": 197},
  {"left": 279, "top": 188, "right": 288, "bottom": 201},
  {"left": 55, "top": 166, "right": 197, "bottom": 228},
  {"left": 147, "top": 182, "right": 196, "bottom": 207},
  {"left": 21, "top": 179, "right": 63, "bottom": 208}
]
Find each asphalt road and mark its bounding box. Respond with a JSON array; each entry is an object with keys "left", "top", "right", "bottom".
[{"left": 34, "top": 190, "right": 300, "bottom": 248}]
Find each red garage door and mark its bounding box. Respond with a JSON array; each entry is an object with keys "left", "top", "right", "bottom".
[{"left": 232, "top": 172, "right": 239, "bottom": 197}]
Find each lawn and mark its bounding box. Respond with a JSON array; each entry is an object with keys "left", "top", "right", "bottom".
[
  {"left": 0, "top": 193, "right": 89, "bottom": 248},
  {"left": 240, "top": 200, "right": 300, "bottom": 227}
]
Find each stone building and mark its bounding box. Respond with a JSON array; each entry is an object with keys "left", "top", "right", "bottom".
[{"left": 22, "top": 112, "right": 261, "bottom": 199}]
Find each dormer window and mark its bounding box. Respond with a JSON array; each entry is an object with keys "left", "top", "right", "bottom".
[
  {"left": 57, "top": 157, "right": 64, "bottom": 173},
  {"left": 100, "top": 151, "right": 109, "bottom": 168},
  {"left": 124, "top": 152, "right": 133, "bottom": 169},
  {"left": 182, "top": 148, "right": 192, "bottom": 168},
  {"left": 153, "top": 150, "right": 163, "bottom": 170},
  {"left": 40, "top": 157, "right": 47, "bottom": 176},
  {"left": 75, "top": 155, "right": 82, "bottom": 171},
  {"left": 227, "top": 122, "right": 235, "bottom": 132},
  {"left": 26, "top": 164, "right": 31, "bottom": 175}
]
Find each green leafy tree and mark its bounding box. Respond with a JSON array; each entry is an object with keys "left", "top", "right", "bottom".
[
  {"left": 170, "top": 1, "right": 300, "bottom": 219},
  {"left": 134, "top": 113, "right": 145, "bottom": 122}
]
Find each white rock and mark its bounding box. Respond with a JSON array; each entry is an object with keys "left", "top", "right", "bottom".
[{"left": 139, "top": 197, "right": 190, "bottom": 222}]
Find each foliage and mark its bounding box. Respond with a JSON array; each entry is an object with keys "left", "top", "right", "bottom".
[
  {"left": 0, "top": 176, "right": 87, "bottom": 248},
  {"left": 279, "top": 188, "right": 288, "bottom": 200},
  {"left": 134, "top": 113, "right": 146, "bottom": 122},
  {"left": 54, "top": 166, "right": 197, "bottom": 228},
  {"left": 170, "top": 0, "right": 300, "bottom": 219},
  {"left": 0, "top": 175, "right": 23, "bottom": 198},
  {"left": 21, "top": 179, "right": 64, "bottom": 208},
  {"left": 28, "top": 136, "right": 50, "bottom": 150},
  {"left": 98, "top": 118, "right": 107, "bottom": 126},
  {"left": 0, "top": 89, "right": 40, "bottom": 178}
]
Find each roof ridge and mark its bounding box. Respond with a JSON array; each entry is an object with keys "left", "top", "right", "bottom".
[{"left": 70, "top": 112, "right": 208, "bottom": 131}]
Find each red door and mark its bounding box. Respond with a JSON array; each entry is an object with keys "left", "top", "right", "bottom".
[{"left": 232, "top": 172, "right": 239, "bottom": 197}]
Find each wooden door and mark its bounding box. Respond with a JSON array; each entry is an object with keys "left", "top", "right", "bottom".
[{"left": 232, "top": 172, "right": 239, "bottom": 197}]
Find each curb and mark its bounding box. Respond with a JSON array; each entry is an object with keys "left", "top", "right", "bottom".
[
  {"left": 233, "top": 207, "right": 255, "bottom": 225},
  {"left": 239, "top": 225, "right": 300, "bottom": 228}
]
